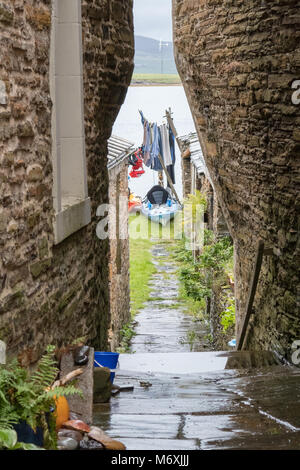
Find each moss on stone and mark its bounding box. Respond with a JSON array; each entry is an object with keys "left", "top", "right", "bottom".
[{"left": 30, "top": 258, "right": 52, "bottom": 278}]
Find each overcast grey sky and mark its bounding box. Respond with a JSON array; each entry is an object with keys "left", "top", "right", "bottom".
[{"left": 133, "top": 0, "right": 173, "bottom": 42}]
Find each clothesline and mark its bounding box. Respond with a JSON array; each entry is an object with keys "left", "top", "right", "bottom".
[
  {"left": 138, "top": 109, "right": 182, "bottom": 207},
  {"left": 138, "top": 109, "right": 176, "bottom": 184}
]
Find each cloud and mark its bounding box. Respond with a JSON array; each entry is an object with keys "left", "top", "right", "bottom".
[{"left": 133, "top": 0, "right": 173, "bottom": 42}]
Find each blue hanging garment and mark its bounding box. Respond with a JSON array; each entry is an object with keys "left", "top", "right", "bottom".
[
  {"left": 167, "top": 125, "right": 176, "bottom": 186},
  {"left": 139, "top": 109, "right": 145, "bottom": 125},
  {"left": 149, "top": 123, "right": 159, "bottom": 169},
  {"left": 151, "top": 126, "right": 163, "bottom": 171},
  {"left": 169, "top": 125, "right": 176, "bottom": 164},
  {"left": 143, "top": 121, "right": 151, "bottom": 165}
]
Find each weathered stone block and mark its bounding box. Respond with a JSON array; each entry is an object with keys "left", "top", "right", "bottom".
[
  {"left": 293, "top": 129, "right": 300, "bottom": 141},
  {"left": 7, "top": 219, "right": 18, "bottom": 233},
  {"left": 1, "top": 289, "right": 25, "bottom": 313},
  {"left": 93, "top": 367, "right": 112, "bottom": 403},
  {"left": 17, "top": 121, "right": 34, "bottom": 138},
  {"left": 27, "top": 212, "right": 41, "bottom": 229},
  {"left": 229, "top": 74, "right": 248, "bottom": 87},
  {"left": 268, "top": 73, "right": 295, "bottom": 88},
  {"left": 223, "top": 22, "right": 247, "bottom": 35},
  {"left": 25, "top": 5, "right": 51, "bottom": 30},
  {"left": 0, "top": 80, "right": 7, "bottom": 104},
  {"left": 60, "top": 348, "right": 94, "bottom": 425},
  {"left": 2, "top": 152, "right": 15, "bottom": 167},
  {"left": 0, "top": 3, "right": 14, "bottom": 24},
  {"left": 38, "top": 237, "right": 49, "bottom": 259},
  {"left": 30, "top": 259, "right": 52, "bottom": 278},
  {"left": 205, "top": 141, "right": 218, "bottom": 157},
  {"left": 57, "top": 284, "right": 80, "bottom": 313},
  {"left": 11, "top": 103, "right": 27, "bottom": 119},
  {"left": 9, "top": 265, "right": 29, "bottom": 288},
  {"left": 26, "top": 164, "right": 43, "bottom": 182},
  {"left": 0, "top": 211, "right": 8, "bottom": 232}
]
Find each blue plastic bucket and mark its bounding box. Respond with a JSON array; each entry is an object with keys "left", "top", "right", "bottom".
[{"left": 94, "top": 351, "right": 119, "bottom": 383}]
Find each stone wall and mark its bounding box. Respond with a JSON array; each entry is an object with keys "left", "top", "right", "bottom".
[
  {"left": 108, "top": 161, "right": 130, "bottom": 351},
  {"left": 173, "top": 0, "right": 300, "bottom": 357},
  {"left": 0, "top": 0, "right": 134, "bottom": 362},
  {"left": 186, "top": 164, "right": 232, "bottom": 349}
]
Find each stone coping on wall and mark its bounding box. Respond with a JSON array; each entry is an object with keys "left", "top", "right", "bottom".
[{"left": 54, "top": 197, "right": 91, "bottom": 245}]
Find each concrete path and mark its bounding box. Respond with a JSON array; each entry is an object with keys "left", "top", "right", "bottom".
[{"left": 93, "top": 243, "right": 300, "bottom": 450}]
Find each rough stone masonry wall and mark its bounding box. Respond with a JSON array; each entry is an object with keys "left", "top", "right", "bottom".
[
  {"left": 108, "top": 162, "right": 130, "bottom": 352},
  {"left": 0, "top": 0, "right": 134, "bottom": 362},
  {"left": 173, "top": 0, "right": 300, "bottom": 357}
]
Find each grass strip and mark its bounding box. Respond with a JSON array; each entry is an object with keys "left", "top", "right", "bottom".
[{"left": 131, "top": 73, "right": 181, "bottom": 85}]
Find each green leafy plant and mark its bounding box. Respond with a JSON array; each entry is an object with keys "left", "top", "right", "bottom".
[
  {"left": 220, "top": 297, "right": 236, "bottom": 332},
  {"left": 172, "top": 228, "right": 235, "bottom": 343},
  {"left": 183, "top": 191, "right": 207, "bottom": 222},
  {"left": 173, "top": 234, "right": 233, "bottom": 304},
  {"left": 117, "top": 323, "right": 137, "bottom": 353},
  {"left": 185, "top": 330, "right": 197, "bottom": 351},
  {"left": 0, "top": 428, "right": 43, "bottom": 450},
  {"left": 0, "top": 345, "right": 82, "bottom": 450}
]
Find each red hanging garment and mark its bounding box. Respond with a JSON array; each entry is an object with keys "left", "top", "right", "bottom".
[{"left": 129, "top": 148, "right": 145, "bottom": 178}]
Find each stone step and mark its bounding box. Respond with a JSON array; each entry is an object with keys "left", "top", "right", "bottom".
[
  {"left": 94, "top": 358, "right": 300, "bottom": 450},
  {"left": 118, "top": 350, "right": 281, "bottom": 375}
]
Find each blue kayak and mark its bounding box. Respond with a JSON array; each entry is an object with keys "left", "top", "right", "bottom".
[
  {"left": 140, "top": 185, "right": 181, "bottom": 226},
  {"left": 141, "top": 200, "right": 180, "bottom": 226}
]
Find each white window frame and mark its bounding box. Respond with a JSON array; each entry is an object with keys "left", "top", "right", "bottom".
[{"left": 50, "top": 0, "right": 91, "bottom": 244}]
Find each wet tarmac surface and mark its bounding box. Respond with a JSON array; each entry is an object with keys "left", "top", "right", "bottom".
[{"left": 94, "top": 243, "right": 300, "bottom": 450}]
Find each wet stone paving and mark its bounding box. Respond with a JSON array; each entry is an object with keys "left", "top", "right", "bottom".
[
  {"left": 131, "top": 243, "right": 211, "bottom": 354},
  {"left": 94, "top": 243, "right": 300, "bottom": 450}
]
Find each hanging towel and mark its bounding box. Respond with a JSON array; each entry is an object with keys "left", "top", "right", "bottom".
[{"left": 159, "top": 124, "right": 172, "bottom": 166}]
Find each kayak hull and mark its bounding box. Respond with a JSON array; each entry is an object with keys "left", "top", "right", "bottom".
[{"left": 141, "top": 202, "right": 180, "bottom": 226}]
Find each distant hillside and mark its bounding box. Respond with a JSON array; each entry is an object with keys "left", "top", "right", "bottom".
[{"left": 134, "top": 35, "right": 178, "bottom": 75}]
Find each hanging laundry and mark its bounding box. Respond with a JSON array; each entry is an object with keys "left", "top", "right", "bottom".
[
  {"left": 169, "top": 125, "right": 176, "bottom": 165},
  {"left": 167, "top": 125, "right": 176, "bottom": 186},
  {"left": 128, "top": 148, "right": 145, "bottom": 178},
  {"left": 138, "top": 110, "right": 176, "bottom": 180},
  {"left": 143, "top": 121, "right": 151, "bottom": 165},
  {"left": 167, "top": 164, "right": 175, "bottom": 186},
  {"left": 150, "top": 123, "right": 161, "bottom": 171},
  {"left": 159, "top": 124, "right": 172, "bottom": 167},
  {"left": 139, "top": 110, "right": 151, "bottom": 166}
]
